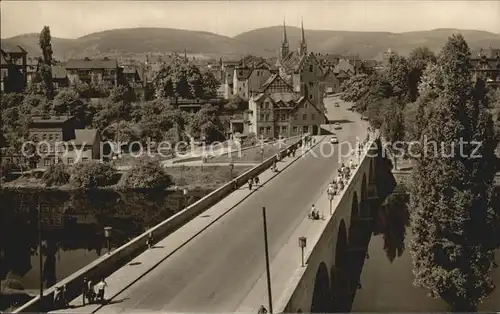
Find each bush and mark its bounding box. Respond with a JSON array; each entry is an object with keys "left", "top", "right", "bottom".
[
  {"left": 70, "top": 161, "right": 117, "bottom": 188},
  {"left": 119, "top": 159, "right": 173, "bottom": 189},
  {"left": 42, "top": 163, "right": 70, "bottom": 186}
]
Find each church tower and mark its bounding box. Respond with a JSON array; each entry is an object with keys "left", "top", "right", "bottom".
[
  {"left": 280, "top": 19, "right": 290, "bottom": 60},
  {"left": 298, "top": 19, "right": 307, "bottom": 56}
]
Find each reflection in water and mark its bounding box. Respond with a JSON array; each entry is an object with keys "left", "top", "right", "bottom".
[
  {"left": 0, "top": 188, "right": 210, "bottom": 301},
  {"left": 352, "top": 187, "right": 500, "bottom": 312},
  {"left": 373, "top": 193, "right": 410, "bottom": 263}
]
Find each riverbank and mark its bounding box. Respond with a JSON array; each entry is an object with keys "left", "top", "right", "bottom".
[{"left": 1, "top": 165, "right": 252, "bottom": 191}]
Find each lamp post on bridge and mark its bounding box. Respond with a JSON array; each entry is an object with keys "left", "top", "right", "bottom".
[
  {"left": 261, "top": 207, "right": 273, "bottom": 314},
  {"left": 104, "top": 226, "right": 112, "bottom": 254},
  {"left": 183, "top": 188, "right": 188, "bottom": 208},
  {"left": 298, "top": 236, "right": 307, "bottom": 267},
  {"left": 327, "top": 188, "right": 335, "bottom": 215},
  {"left": 229, "top": 163, "right": 234, "bottom": 180}
]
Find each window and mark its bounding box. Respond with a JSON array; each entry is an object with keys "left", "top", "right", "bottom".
[
  {"left": 309, "top": 82, "right": 313, "bottom": 87},
  {"left": 265, "top": 114, "right": 270, "bottom": 121},
  {"left": 260, "top": 103, "right": 264, "bottom": 109},
  {"left": 260, "top": 114, "right": 265, "bottom": 121},
  {"left": 67, "top": 158, "right": 74, "bottom": 164},
  {"left": 281, "top": 114, "right": 286, "bottom": 121},
  {"left": 266, "top": 127, "right": 271, "bottom": 133},
  {"left": 43, "top": 134, "right": 48, "bottom": 140},
  {"left": 293, "top": 126, "right": 298, "bottom": 133},
  {"left": 259, "top": 127, "right": 265, "bottom": 134},
  {"left": 49, "top": 134, "right": 54, "bottom": 141},
  {"left": 55, "top": 134, "right": 60, "bottom": 141},
  {"left": 309, "top": 94, "right": 313, "bottom": 100},
  {"left": 303, "top": 114, "right": 307, "bottom": 120},
  {"left": 44, "top": 158, "right": 51, "bottom": 167},
  {"left": 281, "top": 126, "right": 287, "bottom": 133},
  {"left": 309, "top": 65, "right": 313, "bottom": 72},
  {"left": 82, "top": 157, "right": 89, "bottom": 162}
]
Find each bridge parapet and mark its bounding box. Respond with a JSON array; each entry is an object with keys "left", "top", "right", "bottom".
[{"left": 274, "top": 131, "right": 381, "bottom": 313}]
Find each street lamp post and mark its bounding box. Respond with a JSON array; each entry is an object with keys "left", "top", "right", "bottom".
[
  {"left": 229, "top": 163, "right": 234, "bottom": 180},
  {"left": 328, "top": 189, "right": 335, "bottom": 215},
  {"left": 37, "top": 201, "right": 44, "bottom": 310},
  {"left": 262, "top": 207, "right": 273, "bottom": 314},
  {"left": 298, "top": 236, "right": 307, "bottom": 267},
  {"left": 183, "top": 188, "right": 188, "bottom": 208},
  {"left": 104, "top": 227, "right": 112, "bottom": 254}
]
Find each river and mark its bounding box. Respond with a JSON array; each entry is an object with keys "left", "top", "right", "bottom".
[
  {"left": 0, "top": 188, "right": 211, "bottom": 298},
  {"left": 351, "top": 190, "right": 500, "bottom": 312}
]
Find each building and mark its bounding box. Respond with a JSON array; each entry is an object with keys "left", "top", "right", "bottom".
[
  {"left": 275, "top": 19, "right": 325, "bottom": 112},
  {"left": 233, "top": 57, "right": 274, "bottom": 100},
  {"left": 28, "top": 116, "right": 100, "bottom": 168},
  {"left": 222, "top": 60, "right": 239, "bottom": 99},
  {"left": 248, "top": 93, "right": 325, "bottom": 138},
  {"left": 65, "top": 57, "right": 122, "bottom": 86},
  {"left": 52, "top": 66, "right": 69, "bottom": 90},
  {"left": 0, "top": 45, "right": 28, "bottom": 93},
  {"left": 322, "top": 67, "right": 341, "bottom": 94},
  {"left": 471, "top": 46, "right": 500, "bottom": 89},
  {"left": 258, "top": 73, "right": 298, "bottom": 102}
]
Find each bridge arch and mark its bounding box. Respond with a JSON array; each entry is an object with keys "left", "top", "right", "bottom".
[
  {"left": 330, "top": 219, "right": 350, "bottom": 312},
  {"left": 310, "top": 262, "right": 331, "bottom": 313}
]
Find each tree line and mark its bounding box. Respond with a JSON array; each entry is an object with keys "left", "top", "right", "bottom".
[{"left": 342, "top": 35, "right": 500, "bottom": 311}]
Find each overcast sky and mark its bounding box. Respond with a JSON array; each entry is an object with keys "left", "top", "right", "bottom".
[{"left": 1, "top": 0, "right": 499, "bottom": 39}]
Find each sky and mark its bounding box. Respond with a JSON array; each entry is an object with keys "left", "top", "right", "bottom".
[{"left": 1, "top": 0, "right": 499, "bottom": 39}]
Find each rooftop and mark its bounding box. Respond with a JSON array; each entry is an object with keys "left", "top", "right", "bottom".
[
  {"left": 71, "top": 129, "right": 99, "bottom": 146},
  {"left": 65, "top": 58, "right": 118, "bottom": 69},
  {"left": 52, "top": 66, "right": 68, "bottom": 79},
  {"left": 31, "top": 115, "right": 73, "bottom": 124}
]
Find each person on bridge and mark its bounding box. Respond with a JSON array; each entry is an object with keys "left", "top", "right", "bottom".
[
  {"left": 82, "top": 276, "right": 89, "bottom": 305},
  {"left": 254, "top": 176, "right": 260, "bottom": 185},
  {"left": 248, "top": 178, "right": 253, "bottom": 190},
  {"left": 147, "top": 232, "right": 154, "bottom": 249},
  {"left": 96, "top": 278, "right": 107, "bottom": 303},
  {"left": 258, "top": 305, "right": 268, "bottom": 314}
]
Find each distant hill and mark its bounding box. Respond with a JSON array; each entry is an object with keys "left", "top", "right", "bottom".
[
  {"left": 234, "top": 27, "right": 500, "bottom": 60},
  {"left": 2, "top": 27, "right": 500, "bottom": 61}
]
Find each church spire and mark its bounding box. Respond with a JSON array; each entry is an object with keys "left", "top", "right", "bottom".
[
  {"left": 280, "top": 18, "right": 290, "bottom": 60},
  {"left": 298, "top": 18, "right": 307, "bottom": 56},
  {"left": 282, "top": 18, "right": 288, "bottom": 44}
]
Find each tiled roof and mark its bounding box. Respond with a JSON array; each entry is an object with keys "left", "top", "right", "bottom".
[
  {"left": 235, "top": 67, "right": 252, "bottom": 80},
  {"left": 280, "top": 51, "right": 308, "bottom": 74},
  {"left": 122, "top": 65, "right": 138, "bottom": 74},
  {"left": 31, "top": 115, "right": 73, "bottom": 124},
  {"left": 471, "top": 57, "right": 500, "bottom": 70},
  {"left": 65, "top": 58, "right": 118, "bottom": 69},
  {"left": 258, "top": 74, "right": 294, "bottom": 93},
  {"left": 71, "top": 129, "right": 98, "bottom": 146},
  {"left": 1, "top": 45, "right": 27, "bottom": 54},
  {"left": 52, "top": 66, "right": 67, "bottom": 79},
  {"left": 333, "top": 60, "right": 355, "bottom": 74},
  {"left": 289, "top": 96, "right": 322, "bottom": 114}
]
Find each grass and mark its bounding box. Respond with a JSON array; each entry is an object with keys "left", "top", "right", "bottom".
[
  {"left": 166, "top": 165, "right": 252, "bottom": 189},
  {"left": 207, "top": 142, "right": 291, "bottom": 164}
]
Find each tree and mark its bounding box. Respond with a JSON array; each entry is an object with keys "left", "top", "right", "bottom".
[
  {"left": 202, "top": 71, "right": 220, "bottom": 99},
  {"left": 38, "top": 26, "right": 54, "bottom": 100},
  {"left": 385, "top": 54, "right": 410, "bottom": 102},
  {"left": 70, "top": 161, "right": 117, "bottom": 188},
  {"left": 409, "top": 34, "right": 499, "bottom": 311},
  {"left": 42, "top": 163, "right": 70, "bottom": 186},
  {"left": 119, "top": 159, "right": 173, "bottom": 189},
  {"left": 381, "top": 100, "right": 405, "bottom": 169},
  {"left": 189, "top": 104, "right": 224, "bottom": 143},
  {"left": 408, "top": 47, "right": 437, "bottom": 101}
]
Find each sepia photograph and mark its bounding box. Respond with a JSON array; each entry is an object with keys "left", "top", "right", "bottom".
[{"left": 0, "top": 0, "right": 499, "bottom": 313}]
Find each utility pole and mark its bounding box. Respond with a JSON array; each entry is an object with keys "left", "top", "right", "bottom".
[
  {"left": 37, "top": 201, "right": 44, "bottom": 310},
  {"left": 262, "top": 207, "right": 273, "bottom": 313}
]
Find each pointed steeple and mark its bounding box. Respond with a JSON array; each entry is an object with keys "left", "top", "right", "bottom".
[
  {"left": 280, "top": 18, "right": 290, "bottom": 60},
  {"left": 298, "top": 18, "right": 307, "bottom": 56},
  {"left": 282, "top": 18, "right": 288, "bottom": 44}
]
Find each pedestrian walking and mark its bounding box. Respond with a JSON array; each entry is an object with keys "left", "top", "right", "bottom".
[
  {"left": 86, "top": 280, "right": 95, "bottom": 304},
  {"left": 96, "top": 278, "right": 107, "bottom": 303},
  {"left": 146, "top": 232, "right": 154, "bottom": 248},
  {"left": 53, "top": 286, "right": 62, "bottom": 309},
  {"left": 254, "top": 176, "right": 260, "bottom": 185},
  {"left": 248, "top": 178, "right": 253, "bottom": 190},
  {"left": 62, "top": 285, "right": 69, "bottom": 307}
]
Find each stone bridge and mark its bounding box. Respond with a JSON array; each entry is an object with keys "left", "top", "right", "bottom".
[{"left": 276, "top": 136, "right": 395, "bottom": 313}]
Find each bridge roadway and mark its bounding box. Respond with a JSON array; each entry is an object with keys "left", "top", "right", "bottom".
[{"left": 55, "top": 97, "right": 367, "bottom": 313}]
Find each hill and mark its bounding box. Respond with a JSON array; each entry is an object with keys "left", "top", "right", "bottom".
[
  {"left": 2, "top": 27, "right": 499, "bottom": 61},
  {"left": 234, "top": 27, "right": 500, "bottom": 60},
  {"left": 0, "top": 28, "right": 274, "bottom": 61}
]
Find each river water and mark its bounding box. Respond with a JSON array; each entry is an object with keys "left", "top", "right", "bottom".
[
  {"left": 0, "top": 188, "right": 211, "bottom": 297},
  {"left": 352, "top": 191, "right": 500, "bottom": 312}
]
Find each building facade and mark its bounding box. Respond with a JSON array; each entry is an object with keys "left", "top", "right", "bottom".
[
  {"left": 0, "top": 46, "right": 28, "bottom": 93},
  {"left": 28, "top": 116, "right": 100, "bottom": 168},
  {"left": 248, "top": 92, "right": 325, "bottom": 139},
  {"left": 471, "top": 47, "right": 500, "bottom": 89},
  {"left": 275, "top": 20, "right": 325, "bottom": 112},
  {"left": 65, "top": 57, "right": 122, "bottom": 86}
]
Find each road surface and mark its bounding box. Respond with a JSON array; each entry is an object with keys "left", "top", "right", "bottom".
[{"left": 94, "top": 97, "right": 368, "bottom": 313}]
